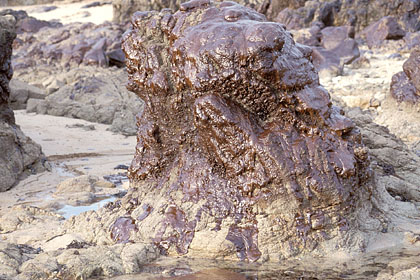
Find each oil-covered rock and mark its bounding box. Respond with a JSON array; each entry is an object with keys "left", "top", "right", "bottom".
[{"left": 117, "top": 0, "right": 372, "bottom": 261}]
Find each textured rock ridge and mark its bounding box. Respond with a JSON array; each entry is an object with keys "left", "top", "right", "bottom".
[
  {"left": 0, "top": 16, "right": 45, "bottom": 192},
  {"left": 119, "top": 0, "right": 371, "bottom": 261}
]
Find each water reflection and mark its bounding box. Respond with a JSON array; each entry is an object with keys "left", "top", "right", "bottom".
[
  {"left": 103, "top": 245, "right": 420, "bottom": 279},
  {"left": 58, "top": 196, "right": 116, "bottom": 219}
]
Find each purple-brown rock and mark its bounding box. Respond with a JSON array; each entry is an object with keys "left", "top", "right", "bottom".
[
  {"left": 390, "top": 50, "right": 420, "bottom": 104},
  {"left": 321, "top": 26, "right": 355, "bottom": 50},
  {"left": 120, "top": 0, "right": 370, "bottom": 261},
  {"left": 363, "top": 16, "right": 406, "bottom": 49},
  {"left": 12, "top": 21, "right": 124, "bottom": 69},
  {"left": 402, "top": 50, "right": 420, "bottom": 92}
]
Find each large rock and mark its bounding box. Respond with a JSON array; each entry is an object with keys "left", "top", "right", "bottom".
[
  {"left": 321, "top": 25, "right": 355, "bottom": 50},
  {"left": 0, "top": 16, "right": 45, "bottom": 192},
  {"left": 111, "top": 0, "right": 375, "bottom": 261},
  {"left": 362, "top": 16, "right": 406, "bottom": 49},
  {"left": 311, "top": 46, "right": 343, "bottom": 78},
  {"left": 390, "top": 50, "right": 420, "bottom": 104},
  {"left": 320, "top": 25, "right": 360, "bottom": 65}
]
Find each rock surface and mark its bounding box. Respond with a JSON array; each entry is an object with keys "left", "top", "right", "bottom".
[
  {"left": 363, "top": 16, "right": 406, "bottom": 49},
  {"left": 12, "top": 20, "right": 123, "bottom": 68},
  {"left": 0, "top": 15, "right": 45, "bottom": 192},
  {"left": 9, "top": 79, "right": 45, "bottom": 110},
  {"left": 390, "top": 50, "right": 420, "bottom": 104},
  {"left": 0, "top": 9, "right": 62, "bottom": 33},
  {"left": 112, "top": 0, "right": 375, "bottom": 261}
]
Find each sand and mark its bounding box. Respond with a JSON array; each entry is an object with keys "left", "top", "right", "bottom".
[{"left": 0, "top": 110, "right": 136, "bottom": 213}]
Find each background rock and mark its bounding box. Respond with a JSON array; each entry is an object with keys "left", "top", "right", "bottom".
[
  {"left": 275, "top": 0, "right": 420, "bottom": 33},
  {"left": 24, "top": 66, "right": 143, "bottom": 135},
  {"left": 0, "top": 15, "right": 45, "bottom": 192},
  {"left": 6, "top": 14, "right": 144, "bottom": 135},
  {"left": 390, "top": 50, "right": 420, "bottom": 104},
  {"left": 9, "top": 79, "right": 45, "bottom": 110},
  {"left": 0, "top": 0, "right": 84, "bottom": 6},
  {"left": 362, "top": 16, "right": 406, "bottom": 49}
]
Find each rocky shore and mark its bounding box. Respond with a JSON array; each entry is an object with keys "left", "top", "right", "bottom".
[{"left": 0, "top": 0, "right": 419, "bottom": 279}]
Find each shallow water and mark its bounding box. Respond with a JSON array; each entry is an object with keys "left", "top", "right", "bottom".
[
  {"left": 103, "top": 245, "right": 420, "bottom": 280},
  {"left": 58, "top": 196, "right": 116, "bottom": 219},
  {"left": 56, "top": 169, "right": 128, "bottom": 219}
]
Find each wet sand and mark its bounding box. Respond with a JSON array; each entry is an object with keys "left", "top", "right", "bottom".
[{"left": 0, "top": 110, "right": 135, "bottom": 213}]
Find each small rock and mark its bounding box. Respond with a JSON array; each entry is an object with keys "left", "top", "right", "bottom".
[
  {"left": 82, "top": 1, "right": 102, "bottom": 9},
  {"left": 65, "top": 123, "right": 96, "bottom": 131},
  {"left": 388, "top": 53, "right": 403, "bottom": 60},
  {"left": 390, "top": 50, "right": 420, "bottom": 104},
  {"left": 26, "top": 98, "right": 47, "bottom": 114},
  {"left": 330, "top": 38, "right": 360, "bottom": 65},
  {"left": 402, "top": 50, "right": 420, "bottom": 92},
  {"left": 9, "top": 79, "right": 45, "bottom": 109},
  {"left": 43, "top": 234, "right": 85, "bottom": 252},
  {"left": 29, "top": 6, "right": 57, "bottom": 13},
  {"left": 114, "top": 164, "right": 129, "bottom": 170},
  {"left": 349, "top": 56, "right": 370, "bottom": 69},
  {"left": 312, "top": 47, "right": 343, "bottom": 78},
  {"left": 46, "top": 79, "right": 65, "bottom": 95},
  {"left": 369, "top": 97, "right": 381, "bottom": 108},
  {"left": 106, "top": 48, "right": 125, "bottom": 68},
  {"left": 55, "top": 175, "right": 114, "bottom": 195},
  {"left": 403, "top": 31, "right": 420, "bottom": 50}
]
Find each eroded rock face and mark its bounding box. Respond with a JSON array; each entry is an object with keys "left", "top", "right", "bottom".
[
  {"left": 118, "top": 0, "right": 371, "bottom": 261},
  {"left": 0, "top": 16, "right": 45, "bottom": 192},
  {"left": 390, "top": 50, "right": 420, "bottom": 104}
]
